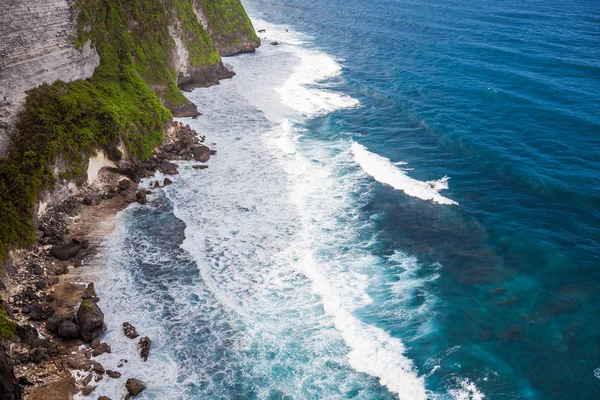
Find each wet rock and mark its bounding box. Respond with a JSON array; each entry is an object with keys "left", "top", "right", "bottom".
[
  {"left": 82, "top": 283, "right": 98, "bottom": 302},
  {"left": 160, "top": 161, "right": 179, "bottom": 175},
  {"left": 136, "top": 190, "right": 147, "bottom": 205},
  {"left": 163, "top": 178, "right": 173, "bottom": 186},
  {"left": 35, "top": 280, "right": 47, "bottom": 290},
  {"left": 118, "top": 179, "right": 131, "bottom": 191},
  {"left": 123, "top": 322, "right": 139, "bottom": 339},
  {"left": 192, "top": 164, "right": 208, "bottom": 170},
  {"left": 92, "top": 343, "right": 112, "bottom": 357},
  {"left": 106, "top": 370, "right": 121, "bottom": 379},
  {"left": 191, "top": 145, "right": 211, "bottom": 162},
  {"left": 81, "top": 384, "right": 95, "bottom": 395},
  {"left": 98, "top": 396, "right": 112, "bottom": 400},
  {"left": 270, "top": 41, "right": 279, "bottom": 45},
  {"left": 77, "top": 300, "right": 106, "bottom": 342},
  {"left": 125, "top": 378, "right": 146, "bottom": 397},
  {"left": 139, "top": 336, "right": 151, "bottom": 361},
  {"left": 258, "top": 29, "right": 266, "bottom": 33},
  {"left": 50, "top": 241, "right": 81, "bottom": 260},
  {"left": 90, "top": 361, "right": 105, "bottom": 374},
  {"left": 58, "top": 320, "right": 80, "bottom": 339}
]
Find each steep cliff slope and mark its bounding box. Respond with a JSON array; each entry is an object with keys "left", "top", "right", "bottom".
[
  {"left": 195, "top": 0, "right": 261, "bottom": 56},
  {"left": 0, "top": 0, "right": 259, "bottom": 259},
  {"left": 0, "top": 0, "right": 101, "bottom": 157}
]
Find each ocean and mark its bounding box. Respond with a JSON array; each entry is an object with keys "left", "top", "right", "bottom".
[{"left": 84, "top": 0, "right": 600, "bottom": 398}]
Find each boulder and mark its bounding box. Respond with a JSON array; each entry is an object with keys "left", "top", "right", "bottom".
[
  {"left": 45, "top": 316, "right": 63, "bottom": 333},
  {"left": 136, "top": 190, "right": 147, "bottom": 205},
  {"left": 92, "top": 342, "right": 111, "bottom": 357},
  {"left": 125, "top": 378, "right": 146, "bottom": 397},
  {"left": 81, "top": 384, "right": 95, "bottom": 395},
  {"left": 159, "top": 161, "right": 178, "bottom": 175},
  {"left": 76, "top": 300, "right": 106, "bottom": 342},
  {"left": 139, "top": 336, "right": 151, "bottom": 361},
  {"left": 163, "top": 178, "right": 173, "bottom": 186},
  {"left": 118, "top": 179, "right": 131, "bottom": 191},
  {"left": 57, "top": 321, "right": 80, "bottom": 339},
  {"left": 36, "top": 280, "right": 47, "bottom": 290},
  {"left": 192, "top": 164, "right": 208, "bottom": 170},
  {"left": 82, "top": 283, "right": 98, "bottom": 302},
  {"left": 29, "top": 303, "right": 44, "bottom": 321},
  {"left": 16, "top": 324, "right": 38, "bottom": 344},
  {"left": 270, "top": 41, "right": 280, "bottom": 45},
  {"left": 106, "top": 370, "right": 121, "bottom": 379},
  {"left": 191, "top": 145, "right": 211, "bottom": 162},
  {"left": 122, "top": 322, "right": 139, "bottom": 339},
  {"left": 49, "top": 241, "right": 81, "bottom": 260},
  {"left": 98, "top": 396, "right": 112, "bottom": 400}
]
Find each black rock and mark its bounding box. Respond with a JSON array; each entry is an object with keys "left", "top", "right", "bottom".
[
  {"left": 83, "top": 196, "right": 93, "bottom": 205},
  {"left": 57, "top": 320, "right": 80, "bottom": 339},
  {"left": 191, "top": 145, "right": 211, "bottom": 162},
  {"left": 35, "top": 280, "right": 47, "bottom": 290},
  {"left": 270, "top": 41, "right": 280, "bottom": 45},
  {"left": 192, "top": 164, "right": 208, "bottom": 170},
  {"left": 29, "top": 347, "right": 49, "bottom": 364},
  {"left": 16, "top": 324, "right": 38, "bottom": 344},
  {"left": 29, "top": 304, "right": 44, "bottom": 321},
  {"left": 163, "top": 178, "right": 173, "bottom": 186},
  {"left": 0, "top": 350, "right": 21, "bottom": 399},
  {"left": 45, "top": 316, "right": 63, "bottom": 333},
  {"left": 77, "top": 300, "right": 106, "bottom": 342},
  {"left": 50, "top": 241, "right": 81, "bottom": 260}
]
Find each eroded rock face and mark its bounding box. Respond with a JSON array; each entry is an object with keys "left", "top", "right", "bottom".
[
  {"left": 0, "top": 0, "right": 100, "bottom": 156},
  {"left": 0, "top": 348, "right": 20, "bottom": 400}
]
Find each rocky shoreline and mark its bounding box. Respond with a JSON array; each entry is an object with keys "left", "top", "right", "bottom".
[{"left": 0, "top": 122, "right": 215, "bottom": 399}]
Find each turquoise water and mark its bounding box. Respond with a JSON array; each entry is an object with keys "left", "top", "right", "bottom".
[{"left": 89, "top": 0, "right": 600, "bottom": 399}]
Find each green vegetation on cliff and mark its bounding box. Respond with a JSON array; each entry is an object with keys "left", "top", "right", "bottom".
[
  {"left": 0, "top": 299, "right": 16, "bottom": 340},
  {"left": 196, "top": 0, "right": 259, "bottom": 51},
  {"left": 0, "top": 0, "right": 234, "bottom": 259}
]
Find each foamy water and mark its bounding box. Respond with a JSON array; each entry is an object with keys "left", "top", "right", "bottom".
[{"left": 81, "top": 13, "right": 483, "bottom": 400}]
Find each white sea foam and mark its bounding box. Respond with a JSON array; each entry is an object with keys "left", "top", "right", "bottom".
[
  {"left": 85, "top": 11, "right": 476, "bottom": 400},
  {"left": 351, "top": 142, "right": 458, "bottom": 205},
  {"left": 448, "top": 378, "right": 486, "bottom": 400}
]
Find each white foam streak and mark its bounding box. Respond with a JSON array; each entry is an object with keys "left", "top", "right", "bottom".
[
  {"left": 351, "top": 142, "right": 458, "bottom": 205},
  {"left": 448, "top": 378, "right": 486, "bottom": 400}
]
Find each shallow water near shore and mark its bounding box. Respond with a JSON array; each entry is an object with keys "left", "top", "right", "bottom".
[{"left": 86, "top": 0, "right": 599, "bottom": 399}]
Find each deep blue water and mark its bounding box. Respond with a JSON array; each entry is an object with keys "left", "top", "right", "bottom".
[
  {"left": 92, "top": 0, "right": 600, "bottom": 399},
  {"left": 245, "top": 0, "right": 600, "bottom": 397}
]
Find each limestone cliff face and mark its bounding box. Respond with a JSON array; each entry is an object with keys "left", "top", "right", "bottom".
[
  {"left": 0, "top": 0, "right": 100, "bottom": 157},
  {"left": 168, "top": 21, "right": 234, "bottom": 93}
]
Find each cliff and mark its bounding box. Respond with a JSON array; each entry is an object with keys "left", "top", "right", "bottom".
[{"left": 0, "top": 0, "right": 259, "bottom": 259}]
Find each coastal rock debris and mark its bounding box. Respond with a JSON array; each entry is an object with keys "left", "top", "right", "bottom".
[
  {"left": 139, "top": 336, "right": 151, "bottom": 361},
  {"left": 123, "top": 322, "right": 139, "bottom": 339}
]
